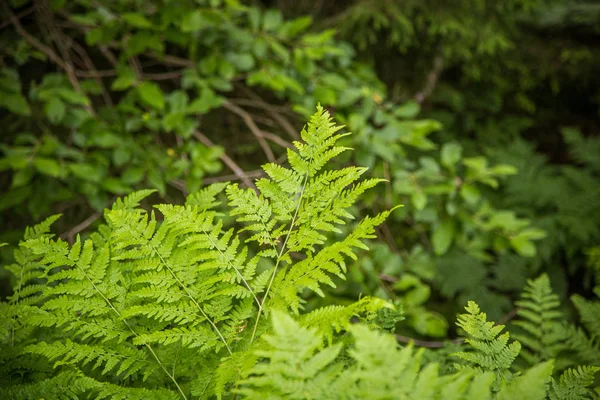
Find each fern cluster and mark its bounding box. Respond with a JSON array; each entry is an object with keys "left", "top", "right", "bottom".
[
  {"left": 1, "top": 107, "right": 599, "bottom": 399},
  {"left": 0, "top": 106, "right": 395, "bottom": 398}
]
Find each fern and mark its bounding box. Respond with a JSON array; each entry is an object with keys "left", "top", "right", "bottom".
[
  {"left": 239, "top": 309, "right": 559, "bottom": 400},
  {"left": 511, "top": 274, "right": 566, "bottom": 366},
  {"left": 562, "top": 289, "right": 600, "bottom": 366},
  {"left": 452, "top": 301, "right": 521, "bottom": 389},
  {"left": 549, "top": 366, "right": 600, "bottom": 400},
  {"left": 0, "top": 106, "right": 395, "bottom": 398}
]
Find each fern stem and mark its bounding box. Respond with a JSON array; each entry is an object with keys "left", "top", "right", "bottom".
[
  {"left": 71, "top": 256, "right": 189, "bottom": 400},
  {"left": 251, "top": 173, "right": 310, "bottom": 343}
]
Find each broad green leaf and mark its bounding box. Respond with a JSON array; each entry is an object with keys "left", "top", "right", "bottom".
[
  {"left": 112, "top": 69, "right": 137, "bottom": 91},
  {"left": 187, "top": 88, "right": 223, "bottom": 114},
  {"left": 432, "top": 219, "right": 455, "bottom": 255},
  {"left": 181, "top": 10, "right": 205, "bottom": 32},
  {"left": 122, "top": 13, "right": 152, "bottom": 28},
  {"left": 34, "top": 157, "right": 62, "bottom": 177},
  {"left": 44, "top": 98, "right": 66, "bottom": 124},
  {"left": 228, "top": 53, "right": 255, "bottom": 72},
  {"left": 394, "top": 101, "right": 420, "bottom": 118},
  {"left": 148, "top": 168, "right": 166, "bottom": 195},
  {"left": 441, "top": 142, "right": 462, "bottom": 169},
  {"left": 57, "top": 88, "right": 90, "bottom": 105},
  {"left": 0, "top": 93, "right": 31, "bottom": 115},
  {"left": 137, "top": 82, "right": 165, "bottom": 110},
  {"left": 121, "top": 167, "right": 145, "bottom": 185},
  {"left": 411, "top": 191, "right": 427, "bottom": 210},
  {"left": 68, "top": 163, "right": 104, "bottom": 183},
  {"left": 490, "top": 164, "right": 518, "bottom": 176},
  {"left": 102, "top": 177, "right": 130, "bottom": 194},
  {"left": 263, "top": 9, "right": 283, "bottom": 31}
]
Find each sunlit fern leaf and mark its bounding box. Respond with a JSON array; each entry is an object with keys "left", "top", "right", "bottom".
[
  {"left": 298, "top": 295, "right": 393, "bottom": 343},
  {"left": 453, "top": 301, "right": 521, "bottom": 390}
]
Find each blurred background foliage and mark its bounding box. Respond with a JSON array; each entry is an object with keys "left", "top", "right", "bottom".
[{"left": 1, "top": 0, "right": 599, "bottom": 341}]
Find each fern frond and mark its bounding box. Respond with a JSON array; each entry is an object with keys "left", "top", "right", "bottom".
[
  {"left": 453, "top": 301, "right": 521, "bottom": 389},
  {"left": 571, "top": 293, "right": 600, "bottom": 339},
  {"left": 5, "top": 214, "right": 62, "bottom": 307},
  {"left": 25, "top": 340, "right": 155, "bottom": 379},
  {"left": 512, "top": 274, "right": 566, "bottom": 366},
  {"left": 549, "top": 365, "right": 600, "bottom": 400},
  {"left": 560, "top": 323, "right": 600, "bottom": 366},
  {"left": 298, "top": 295, "right": 393, "bottom": 342}
]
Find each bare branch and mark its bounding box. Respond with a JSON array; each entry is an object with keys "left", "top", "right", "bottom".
[
  {"left": 223, "top": 101, "right": 276, "bottom": 162},
  {"left": 193, "top": 130, "right": 258, "bottom": 192},
  {"left": 61, "top": 212, "right": 102, "bottom": 244},
  {"left": 414, "top": 51, "right": 444, "bottom": 105}
]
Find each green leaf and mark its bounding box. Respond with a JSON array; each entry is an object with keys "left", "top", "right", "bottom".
[
  {"left": 441, "top": 142, "right": 462, "bottom": 169},
  {"left": 137, "top": 82, "right": 164, "bottom": 110},
  {"left": 33, "top": 157, "right": 62, "bottom": 177},
  {"left": 394, "top": 101, "right": 420, "bottom": 118},
  {"left": 121, "top": 167, "right": 145, "bottom": 185},
  {"left": 227, "top": 53, "right": 255, "bottom": 72},
  {"left": 460, "top": 184, "right": 480, "bottom": 205},
  {"left": 102, "top": 177, "right": 130, "bottom": 194},
  {"left": 0, "top": 93, "right": 31, "bottom": 115},
  {"left": 432, "top": 219, "right": 455, "bottom": 255},
  {"left": 56, "top": 88, "right": 90, "bottom": 105},
  {"left": 147, "top": 168, "right": 166, "bottom": 195},
  {"left": 122, "top": 13, "right": 152, "bottom": 28},
  {"left": 44, "top": 98, "right": 66, "bottom": 124},
  {"left": 112, "top": 69, "right": 137, "bottom": 91},
  {"left": 187, "top": 88, "right": 223, "bottom": 114},
  {"left": 68, "top": 163, "right": 104, "bottom": 183},
  {"left": 510, "top": 237, "right": 536, "bottom": 257},
  {"left": 490, "top": 164, "right": 518, "bottom": 176},
  {"left": 263, "top": 9, "right": 283, "bottom": 31},
  {"left": 411, "top": 191, "right": 427, "bottom": 210},
  {"left": 181, "top": 10, "right": 205, "bottom": 33}
]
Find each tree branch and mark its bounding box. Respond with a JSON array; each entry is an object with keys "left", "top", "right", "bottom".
[
  {"left": 193, "top": 130, "right": 258, "bottom": 192},
  {"left": 414, "top": 51, "right": 444, "bottom": 105},
  {"left": 223, "top": 101, "right": 276, "bottom": 163}
]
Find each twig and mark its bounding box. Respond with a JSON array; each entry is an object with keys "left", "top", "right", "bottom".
[
  {"left": 3, "top": 3, "right": 68, "bottom": 70},
  {"left": 193, "top": 130, "right": 257, "bottom": 192},
  {"left": 396, "top": 335, "right": 465, "bottom": 348},
  {"left": 235, "top": 87, "right": 300, "bottom": 140},
  {"left": 99, "top": 45, "right": 119, "bottom": 66},
  {"left": 4, "top": 3, "right": 94, "bottom": 115},
  {"left": 260, "top": 131, "right": 293, "bottom": 149},
  {"left": 414, "top": 50, "right": 444, "bottom": 104},
  {"left": 496, "top": 307, "right": 519, "bottom": 326},
  {"left": 61, "top": 212, "right": 102, "bottom": 244},
  {"left": 223, "top": 101, "right": 276, "bottom": 162},
  {"left": 0, "top": 6, "right": 34, "bottom": 30},
  {"left": 204, "top": 170, "right": 265, "bottom": 184},
  {"left": 70, "top": 40, "right": 113, "bottom": 106},
  {"left": 153, "top": 53, "right": 194, "bottom": 67}
]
